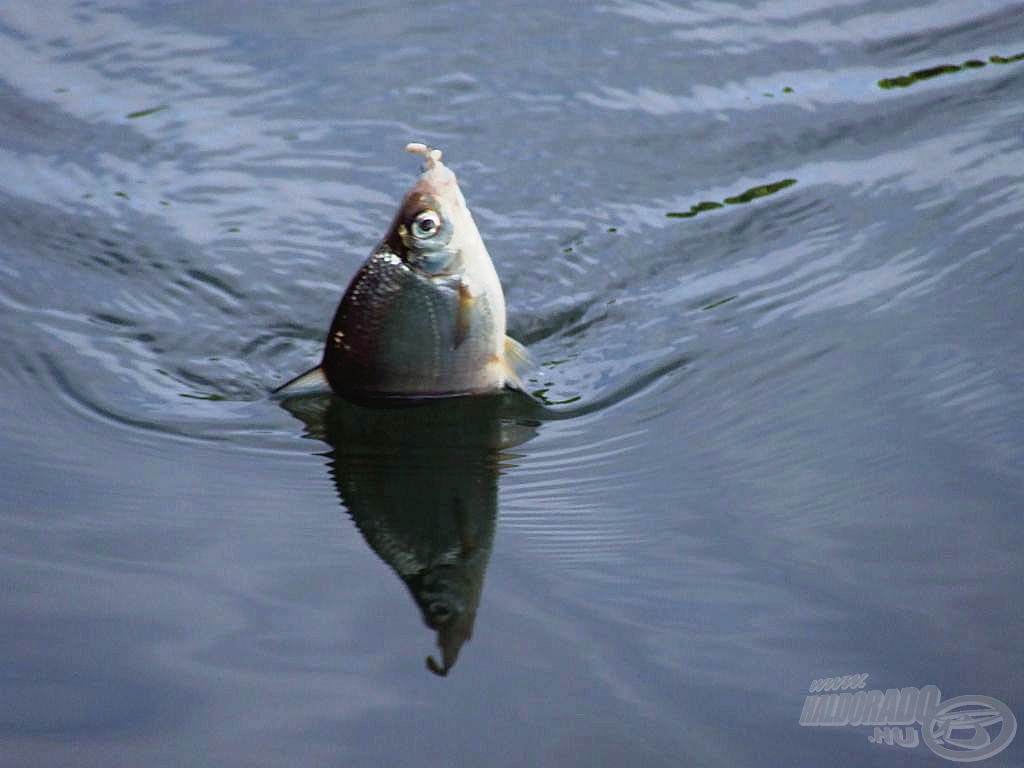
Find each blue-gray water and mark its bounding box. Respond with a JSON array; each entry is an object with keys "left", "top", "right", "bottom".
[{"left": 2, "top": 2, "right": 1023, "bottom": 766}]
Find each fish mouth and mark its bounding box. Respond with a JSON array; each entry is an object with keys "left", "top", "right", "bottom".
[{"left": 405, "top": 142, "right": 464, "bottom": 209}]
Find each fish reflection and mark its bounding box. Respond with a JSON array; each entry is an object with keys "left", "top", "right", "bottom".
[{"left": 282, "top": 393, "right": 536, "bottom": 676}]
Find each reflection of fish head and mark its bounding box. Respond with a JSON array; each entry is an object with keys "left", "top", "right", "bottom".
[
  {"left": 281, "top": 392, "right": 537, "bottom": 676},
  {"left": 405, "top": 530, "right": 486, "bottom": 677},
  {"left": 297, "top": 143, "right": 530, "bottom": 399}
]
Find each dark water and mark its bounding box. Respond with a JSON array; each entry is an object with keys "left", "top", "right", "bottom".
[{"left": 2, "top": 1, "right": 1023, "bottom": 766}]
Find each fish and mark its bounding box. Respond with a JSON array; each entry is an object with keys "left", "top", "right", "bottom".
[{"left": 275, "top": 143, "right": 530, "bottom": 399}]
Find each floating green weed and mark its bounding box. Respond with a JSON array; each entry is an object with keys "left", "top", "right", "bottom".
[
  {"left": 666, "top": 201, "right": 724, "bottom": 219},
  {"left": 878, "top": 51, "right": 1024, "bottom": 89},
  {"left": 126, "top": 105, "right": 168, "bottom": 119},
  {"left": 701, "top": 295, "right": 737, "bottom": 311},
  {"left": 724, "top": 178, "right": 797, "bottom": 204},
  {"left": 667, "top": 179, "right": 796, "bottom": 220},
  {"left": 879, "top": 64, "right": 962, "bottom": 89},
  {"left": 990, "top": 52, "right": 1024, "bottom": 64}
]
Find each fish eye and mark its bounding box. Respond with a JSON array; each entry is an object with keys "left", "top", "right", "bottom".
[
  {"left": 429, "top": 602, "right": 452, "bottom": 621},
  {"left": 411, "top": 209, "right": 441, "bottom": 239}
]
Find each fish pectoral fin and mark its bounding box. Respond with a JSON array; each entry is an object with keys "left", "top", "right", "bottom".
[
  {"left": 501, "top": 336, "right": 533, "bottom": 391},
  {"left": 454, "top": 278, "right": 478, "bottom": 349},
  {"left": 270, "top": 364, "right": 329, "bottom": 398}
]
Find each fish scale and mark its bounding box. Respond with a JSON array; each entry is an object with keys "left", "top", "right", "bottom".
[{"left": 324, "top": 249, "right": 499, "bottom": 396}]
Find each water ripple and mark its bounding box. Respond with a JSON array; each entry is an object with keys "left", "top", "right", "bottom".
[{"left": 1, "top": 0, "right": 1021, "bottom": 459}]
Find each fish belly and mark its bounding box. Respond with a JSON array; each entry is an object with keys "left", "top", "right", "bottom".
[{"left": 324, "top": 255, "right": 501, "bottom": 397}]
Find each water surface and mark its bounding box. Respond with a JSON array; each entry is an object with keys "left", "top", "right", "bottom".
[{"left": 2, "top": 1, "right": 1023, "bottom": 766}]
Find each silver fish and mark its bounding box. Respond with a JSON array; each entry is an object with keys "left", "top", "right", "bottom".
[{"left": 276, "top": 143, "right": 530, "bottom": 399}]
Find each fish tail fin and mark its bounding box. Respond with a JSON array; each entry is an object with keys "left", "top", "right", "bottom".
[
  {"left": 502, "top": 336, "right": 533, "bottom": 392},
  {"left": 270, "top": 364, "right": 330, "bottom": 398}
]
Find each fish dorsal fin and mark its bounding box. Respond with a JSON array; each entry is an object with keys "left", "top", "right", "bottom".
[{"left": 270, "top": 365, "right": 329, "bottom": 398}]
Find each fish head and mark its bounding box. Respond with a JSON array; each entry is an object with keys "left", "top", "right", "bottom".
[
  {"left": 413, "top": 562, "right": 479, "bottom": 677},
  {"left": 381, "top": 143, "right": 491, "bottom": 276}
]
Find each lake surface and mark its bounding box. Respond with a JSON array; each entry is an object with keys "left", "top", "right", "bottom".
[{"left": 2, "top": 1, "right": 1023, "bottom": 766}]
